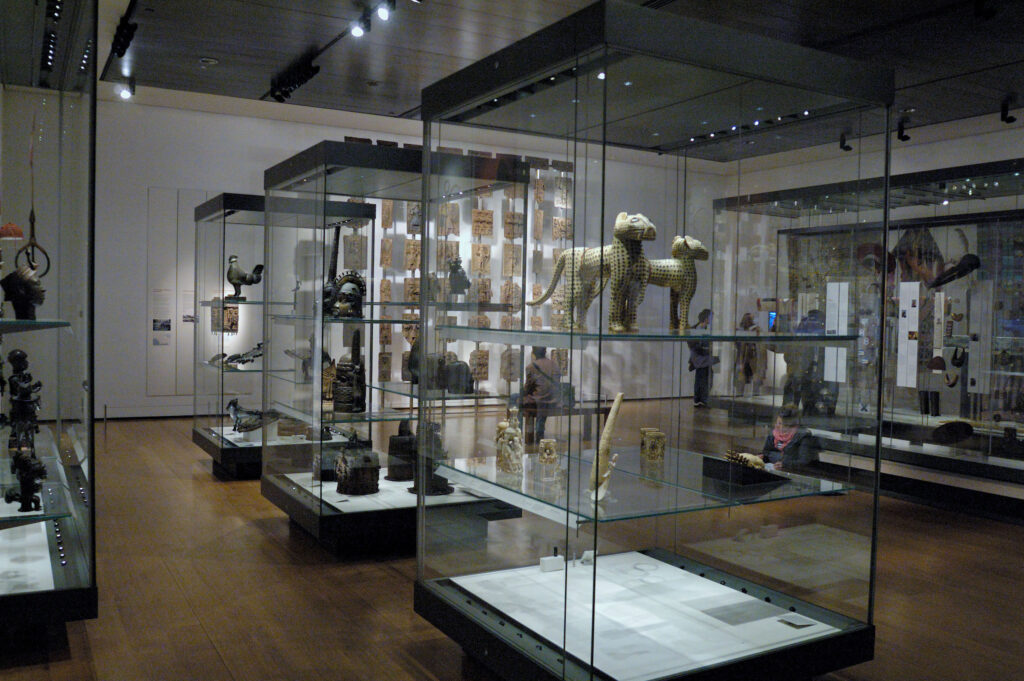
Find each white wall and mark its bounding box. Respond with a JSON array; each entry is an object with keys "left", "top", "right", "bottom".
[{"left": 96, "top": 97, "right": 725, "bottom": 416}]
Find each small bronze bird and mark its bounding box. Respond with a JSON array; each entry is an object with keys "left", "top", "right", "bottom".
[
  {"left": 225, "top": 255, "right": 264, "bottom": 299},
  {"left": 226, "top": 398, "right": 279, "bottom": 433}
]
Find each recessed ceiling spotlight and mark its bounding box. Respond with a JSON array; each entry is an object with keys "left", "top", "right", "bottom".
[
  {"left": 900, "top": 107, "right": 916, "bottom": 114},
  {"left": 753, "top": 120, "right": 759, "bottom": 126},
  {"left": 652, "top": 132, "right": 659, "bottom": 136},
  {"left": 198, "top": 56, "right": 219, "bottom": 66},
  {"left": 351, "top": 14, "right": 370, "bottom": 37},
  {"left": 731, "top": 125, "right": 737, "bottom": 131},
  {"left": 689, "top": 137, "right": 694, "bottom": 142},
  {"left": 119, "top": 77, "right": 135, "bottom": 100},
  {"left": 377, "top": 0, "right": 394, "bottom": 20},
  {"left": 709, "top": 132, "right": 715, "bottom": 138},
  {"left": 624, "top": 80, "right": 632, "bottom": 86},
  {"left": 803, "top": 110, "right": 809, "bottom": 116},
  {"left": 597, "top": 72, "right": 605, "bottom": 80},
  {"left": 942, "top": 199, "right": 949, "bottom": 205}
]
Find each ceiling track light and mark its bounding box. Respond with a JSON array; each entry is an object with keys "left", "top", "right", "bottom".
[
  {"left": 111, "top": 12, "right": 138, "bottom": 58},
  {"left": 1001, "top": 95, "right": 1017, "bottom": 124},
  {"left": 270, "top": 54, "right": 321, "bottom": 103},
  {"left": 897, "top": 117, "right": 910, "bottom": 141},
  {"left": 839, "top": 132, "right": 853, "bottom": 152},
  {"left": 377, "top": 0, "right": 395, "bottom": 21}
]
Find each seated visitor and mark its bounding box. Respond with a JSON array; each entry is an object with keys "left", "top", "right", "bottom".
[
  {"left": 761, "top": 404, "right": 820, "bottom": 472},
  {"left": 522, "top": 346, "right": 562, "bottom": 443}
]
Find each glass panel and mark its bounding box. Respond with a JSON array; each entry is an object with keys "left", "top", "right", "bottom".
[
  {"left": 418, "top": 7, "right": 889, "bottom": 679},
  {"left": 0, "top": 1, "right": 95, "bottom": 608}
]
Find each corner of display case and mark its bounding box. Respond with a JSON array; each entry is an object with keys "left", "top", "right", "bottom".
[{"left": 193, "top": 193, "right": 268, "bottom": 480}]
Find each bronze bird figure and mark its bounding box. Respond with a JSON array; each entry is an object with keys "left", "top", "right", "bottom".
[{"left": 225, "top": 255, "right": 264, "bottom": 299}]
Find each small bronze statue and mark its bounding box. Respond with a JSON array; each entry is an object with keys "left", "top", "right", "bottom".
[
  {"left": 448, "top": 256, "right": 471, "bottom": 295},
  {"left": 8, "top": 349, "right": 41, "bottom": 451},
  {"left": 1, "top": 265, "right": 46, "bottom": 320},
  {"left": 225, "top": 255, "right": 264, "bottom": 300},
  {"left": 407, "top": 421, "right": 453, "bottom": 496},
  {"left": 386, "top": 419, "right": 416, "bottom": 481},
  {"left": 333, "top": 329, "right": 366, "bottom": 413},
  {"left": 5, "top": 449, "right": 47, "bottom": 512}
]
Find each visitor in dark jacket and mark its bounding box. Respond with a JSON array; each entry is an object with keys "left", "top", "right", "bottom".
[
  {"left": 688, "top": 308, "right": 714, "bottom": 408},
  {"left": 761, "top": 404, "right": 820, "bottom": 472}
]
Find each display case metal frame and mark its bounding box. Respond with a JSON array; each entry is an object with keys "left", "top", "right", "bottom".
[
  {"left": 192, "top": 192, "right": 268, "bottom": 479},
  {"left": 415, "top": 2, "right": 894, "bottom": 680}
]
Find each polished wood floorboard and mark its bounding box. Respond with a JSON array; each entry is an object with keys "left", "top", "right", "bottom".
[{"left": 0, "top": 411, "right": 1021, "bottom": 680}]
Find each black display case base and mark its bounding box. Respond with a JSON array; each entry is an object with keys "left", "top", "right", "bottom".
[
  {"left": 415, "top": 549, "right": 873, "bottom": 681},
  {"left": 192, "top": 427, "right": 262, "bottom": 480},
  {"left": 261, "top": 473, "right": 519, "bottom": 555}
]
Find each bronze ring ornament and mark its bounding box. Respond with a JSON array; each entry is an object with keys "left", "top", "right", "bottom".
[{"left": 945, "top": 372, "right": 959, "bottom": 388}]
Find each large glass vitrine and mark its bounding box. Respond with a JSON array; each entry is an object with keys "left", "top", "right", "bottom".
[
  {"left": 192, "top": 193, "right": 269, "bottom": 479},
  {"left": 0, "top": 0, "right": 96, "bottom": 622},
  {"left": 717, "top": 158, "right": 1024, "bottom": 515},
  {"left": 415, "top": 2, "right": 893, "bottom": 679},
  {"left": 261, "top": 141, "right": 511, "bottom": 552}
]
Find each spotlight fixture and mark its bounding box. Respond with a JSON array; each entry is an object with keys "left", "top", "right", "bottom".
[
  {"left": 111, "top": 12, "right": 138, "bottom": 58},
  {"left": 839, "top": 132, "right": 852, "bottom": 152},
  {"left": 79, "top": 38, "right": 92, "bottom": 74},
  {"left": 45, "top": 1, "right": 63, "bottom": 22},
  {"left": 40, "top": 30, "right": 57, "bottom": 72},
  {"left": 351, "top": 13, "right": 370, "bottom": 37},
  {"left": 270, "top": 54, "right": 321, "bottom": 102},
  {"left": 377, "top": 0, "right": 395, "bottom": 20},
  {"left": 119, "top": 77, "right": 135, "bottom": 100},
  {"left": 597, "top": 72, "right": 606, "bottom": 80},
  {"left": 897, "top": 117, "right": 910, "bottom": 141},
  {"left": 1001, "top": 95, "right": 1017, "bottom": 124}
]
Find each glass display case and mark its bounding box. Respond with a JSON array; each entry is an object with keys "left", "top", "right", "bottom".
[
  {"left": 415, "top": 2, "right": 893, "bottom": 679},
  {"left": 0, "top": 0, "right": 96, "bottom": 621},
  {"left": 192, "top": 193, "right": 268, "bottom": 479},
  {"left": 261, "top": 141, "right": 514, "bottom": 552},
  {"left": 717, "top": 158, "right": 1024, "bottom": 512}
]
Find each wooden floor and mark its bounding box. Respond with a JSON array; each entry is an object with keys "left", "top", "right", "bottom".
[{"left": 1, "top": 415, "right": 1022, "bottom": 681}]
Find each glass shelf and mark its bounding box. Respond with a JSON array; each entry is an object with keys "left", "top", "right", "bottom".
[
  {"left": 271, "top": 399, "right": 413, "bottom": 425},
  {"left": 272, "top": 313, "right": 419, "bottom": 326},
  {"left": 439, "top": 446, "right": 845, "bottom": 527},
  {"left": 0, "top": 319, "right": 70, "bottom": 334},
  {"left": 437, "top": 325, "right": 859, "bottom": 349},
  {"left": 200, "top": 299, "right": 290, "bottom": 307},
  {"left": 377, "top": 380, "right": 507, "bottom": 401},
  {"left": 201, "top": 361, "right": 285, "bottom": 373},
  {"left": 0, "top": 482, "right": 72, "bottom": 529}
]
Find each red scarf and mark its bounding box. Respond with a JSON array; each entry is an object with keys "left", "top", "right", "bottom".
[{"left": 773, "top": 425, "right": 797, "bottom": 451}]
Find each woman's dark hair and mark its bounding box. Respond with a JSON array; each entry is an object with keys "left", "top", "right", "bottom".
[
  {"left": 695, "top": 308, "right": 711, "bottom": 325},
  {"left": 532, "top": 346, "right": 547, "bottom": 358}
]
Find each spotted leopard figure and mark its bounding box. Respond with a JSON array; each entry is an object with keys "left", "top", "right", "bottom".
[
  {"left": 648, "top": 235, "right": 709, "bottom": 331},
  {"left": 529, "top": 212, "right": 657, "bottom": 332}
]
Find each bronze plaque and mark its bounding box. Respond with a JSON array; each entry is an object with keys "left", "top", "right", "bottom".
[
  {"left": 469, "top": 277, "right": 491, "bottom": 303},
  {"left": 500, "top": 315, "right": 518, "bottom": 330},
  {"left": 441, "top": 202, "right": 460, "bottom": 236},
  {"left": 552, "top": 216, "right": 572, "bottom": 240},
  {"left": 472, "top": 209, "right": 494, "bottom": 237},
  {"left": 404, "top": 238, "right": 422, "bottom": 272},
  {"left": 343, "top": 234, "right": 368, "bottom": 270},
  {"left": 502, "top": 246, "right": 522, "bottom": 278},
  {"left": 500, "top": 281, "right": 522, "bottom": 313},
  {"left": 469, "top": 315, "right": 491, "bottom": 329},
  {"left": 500, "top": 349, "right": 521, "bottom": 383},
  {"left": 503, "top": 211, "right": 524, "bottom": 239},
  {"left": 552, "top": 348, "right": 569, "bottom": 374},
  {"left": 380, "top": 237, "right": 393, "bottom": 268},
  {"left": 530, "top": 315, "right": 543, "bottom": 330},
  {"left": 404, "top": 277, "right": 420, "bottom": 304},
  {"left": 436, "top": 241, "right": 460, "bottom": 269},
  {"left": 381, "top": 199, "right": 394, "bottom": 229},
  {"left": 471, "top": 243, "right": 491, "bottom": 275},
  {"left": 533, "top": 209, "right": 544, "bottom": 241},
  {"left": 407, "top": 202, "right": 422, "bottom": 230},
  {"left": 379, "top": 279, "right": 392, "bottom": 302},
  {"left": 379, "top": 323, "right": 392, "bottom": 346},
  {"left": 378, "top": 352, "right": 392, "bottom": 383},
  {"left": 469, "top": 349, "right": 489, "bottom": 381}
]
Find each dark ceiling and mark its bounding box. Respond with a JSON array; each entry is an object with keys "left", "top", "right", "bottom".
[{"left": 5, "top": 1, "right": 1022, "bottom": 146}]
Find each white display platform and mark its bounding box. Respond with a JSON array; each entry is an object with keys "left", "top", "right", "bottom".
[
  {"left": 283, "top": 470, "right": 480, "bottom": 513},
  {"left": 452, "top": 551, "right": 838, "bottom": 681},
  {"left": 0, "top": 522, "right": 55, "bottom": 595}
]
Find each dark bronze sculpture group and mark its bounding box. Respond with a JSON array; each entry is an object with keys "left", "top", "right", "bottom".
[{"left": 4, "top": 349, "right": 46, "bottom": 512}]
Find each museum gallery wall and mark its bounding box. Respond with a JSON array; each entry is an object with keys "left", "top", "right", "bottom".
[{"left": 93, "top": 96, "right": 1024, "bottom": 418}]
